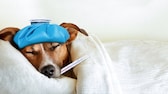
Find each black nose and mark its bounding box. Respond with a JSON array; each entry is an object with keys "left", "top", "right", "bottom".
[{"left": 41, "top": 65, "right": 55, "bottom": 78}]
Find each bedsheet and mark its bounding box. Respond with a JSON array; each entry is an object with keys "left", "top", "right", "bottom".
[{"left": 105, "top": 40, "right": 168, "bottom": 94}]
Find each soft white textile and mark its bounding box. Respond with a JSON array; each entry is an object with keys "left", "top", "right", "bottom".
[
  {"left": 0, "top": 40, "right": 76, "bottom": 94},
  {"left": 0, "top": 34, "right": 117, "bottom": 94},
  {"left": 105, "top": 40, "right": 168, "bottom": 94},
  {"left": 1, "top": 35, "right": 168, "bottom": 94},
  {"left": 71, "top": 34, "right": 121, "bottom": 94}
]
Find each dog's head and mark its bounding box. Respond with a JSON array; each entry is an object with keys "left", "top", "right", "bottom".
[{"left": 0, "top": 23, "right": 88, "bottom": 78}]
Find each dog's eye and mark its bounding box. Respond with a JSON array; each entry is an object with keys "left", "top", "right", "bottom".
[
  {"left": 50, "top": 44, "right": 60, "bottom": 51},
  {"left": 26, "top": 51, "right": 38, "bottom": 55}
]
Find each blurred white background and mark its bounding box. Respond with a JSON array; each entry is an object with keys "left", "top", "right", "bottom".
[{"left": 0, "top": 0, "right": 168, "bottom": 42}]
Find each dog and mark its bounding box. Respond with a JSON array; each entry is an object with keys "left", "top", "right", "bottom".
[{"left": 0, "top": 23, "right": 88, "bottom": 78}]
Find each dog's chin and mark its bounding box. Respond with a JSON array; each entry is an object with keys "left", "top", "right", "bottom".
[{"left": 52, "top": 69, "right": 61, "bottom": 78}]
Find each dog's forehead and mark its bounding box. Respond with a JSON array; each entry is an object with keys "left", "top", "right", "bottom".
[
  {"left": 33, "top": 44, "right": 42, "bottom": 51},
  {"left": 51, "top": 43, "right": 60, "bottom": 46},
  {"left": 43, "top": 43, "right": 59, "bottom": 47},
  {"left": 23, "top": 44, "right": 41, "bottom": 51}
]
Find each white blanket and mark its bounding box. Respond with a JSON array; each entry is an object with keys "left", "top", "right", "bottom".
[
  {"left": 105, "top": 40, "right": 168, "bottom": 94},
  {"left": 0, "top": 40, "right": 76, "bottom": 94},
  {"left": 0, "top": 34, "right": 116, "bottom": 94},
  {"left": 2, "top": 34, "right": 168, "bottom": 94},
  {"left": 71, "top": 34, "right": 121, "bottom": 94}
]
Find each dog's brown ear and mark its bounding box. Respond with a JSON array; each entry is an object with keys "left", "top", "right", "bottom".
[
  {"left": 60, "top": 23, "right": 88, "bottom": 43},
  {"left": 0, "top": 27, "right": 20, "bottom": 42}
]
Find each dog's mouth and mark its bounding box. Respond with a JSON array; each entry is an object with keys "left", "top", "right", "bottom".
[{"left": 40, "top": 64, "right": 61, "bottom": 78}]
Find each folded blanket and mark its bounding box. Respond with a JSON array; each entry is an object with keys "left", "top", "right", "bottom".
[
  {"left": 0, "top": 40, "right": 76, "bottom": 94},
  {"left": 71, "top": 34, "right": 121, "bottom": 94}
]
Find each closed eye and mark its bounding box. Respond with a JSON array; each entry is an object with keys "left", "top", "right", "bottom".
[
  {"left": 50, "top": 44, "right": 60, "bottom": 51},
  {"left": 26, "top": 51, "right": 38, "bottom": 55}
]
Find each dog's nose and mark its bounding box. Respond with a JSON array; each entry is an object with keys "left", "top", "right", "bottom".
[{"left": 41, "top": 65, "right": 55, "bottom": 78}]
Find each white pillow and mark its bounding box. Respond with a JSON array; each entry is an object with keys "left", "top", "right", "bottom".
[
  {"left": 0, "top": 40, "right": 76, "bottom": 94},
  {"left": 105, "top": 40, "right": 168, "bottom": 94}
]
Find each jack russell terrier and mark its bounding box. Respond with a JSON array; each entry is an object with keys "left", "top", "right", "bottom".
[{"left": 0, "top": 23, "right": 88, "bottom": 78}]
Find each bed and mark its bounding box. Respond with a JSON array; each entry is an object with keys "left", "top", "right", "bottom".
[{"left": 0, "top": 33, "right": 168, "bottom": 94}]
